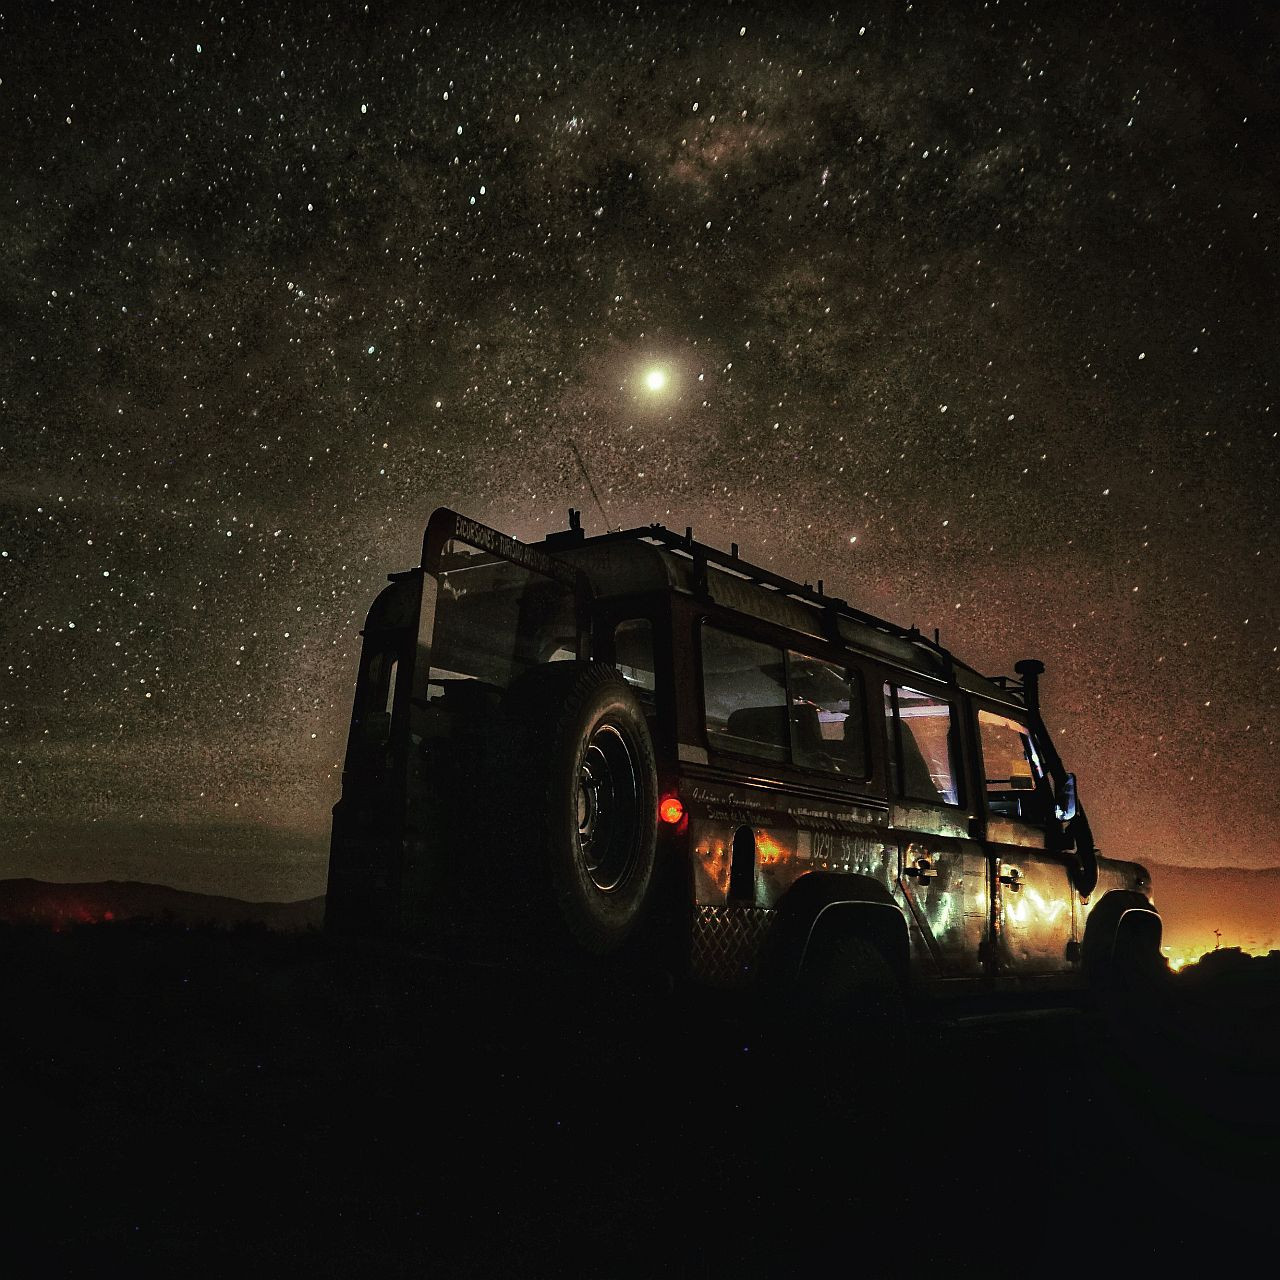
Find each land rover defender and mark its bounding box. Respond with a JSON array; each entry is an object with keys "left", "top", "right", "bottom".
[{"left": 326, "top": 508, "right": 1163, "bottom": 1001}]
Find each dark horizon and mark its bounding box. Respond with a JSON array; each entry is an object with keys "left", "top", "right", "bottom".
[
  {"left": 4, "top": 1, "right": 1278, "bottom": 880},
  {"left": 3, "top": 814, "right": 1278, "bottom": 969}
]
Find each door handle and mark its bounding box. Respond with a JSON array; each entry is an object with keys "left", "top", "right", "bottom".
[
  {"left": 905, "top": 860, "right": 939, "bottom": 880},
  {"left": 999, "top": 868, "right": 1023, "bottom": 891}
]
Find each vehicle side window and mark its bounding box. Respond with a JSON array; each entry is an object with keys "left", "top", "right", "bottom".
[
  {"left": 701, "top": 626, "right": 789, "bottom": 762},
  {"left": 613, "top": 619, "right": 656, "bottom": 704},
  {"left": 788, "top": 653, "right": 869, "bottom": 779},
  {"left": 978, "top": 708, "right": 1051, "bottom": 823},
  {"left": 701, "top": 625, "right": 870, "bottom": 778},
  {"left": 884, "top": 683, "right": 960, "bottom": 806}
]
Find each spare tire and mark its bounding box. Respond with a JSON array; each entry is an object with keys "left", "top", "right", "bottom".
[{"left": 502, "top": 662, "right": 659, "bottom": 955}]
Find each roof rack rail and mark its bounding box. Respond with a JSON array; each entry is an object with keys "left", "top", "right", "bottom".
[
  {"left": 986, "top": 673, "right": 1030, "bottom": 705},
  {"left": 548, "top": 519, "right": 956, "bottom": 665}
]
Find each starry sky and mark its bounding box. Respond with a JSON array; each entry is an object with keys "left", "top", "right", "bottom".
[{"left": 3, "top": 0, "right": 1277, "bottom": 895}]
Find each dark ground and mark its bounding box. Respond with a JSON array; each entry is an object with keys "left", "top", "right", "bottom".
[{"left": 4, "top": 921, "right": 1278, "bottom": 1276}]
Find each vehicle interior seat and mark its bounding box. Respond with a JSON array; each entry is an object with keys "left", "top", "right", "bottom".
[
  {"left": 722, "top": 703, "right": 827, "bottom": 763},
  {"left": 788, "top": 703, "right": 826, "bottom": 764},
  {"left": 725, "top": 705, "right": 789, "bottom": 757}
]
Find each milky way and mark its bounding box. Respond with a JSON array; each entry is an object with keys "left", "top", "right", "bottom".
[{"left": 3, "top": 1, "right": 1277, "bottom": 887}]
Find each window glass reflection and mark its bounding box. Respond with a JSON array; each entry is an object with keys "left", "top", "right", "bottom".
[{"left": 885, "top": 683, "right": 959, "bottom": 805}]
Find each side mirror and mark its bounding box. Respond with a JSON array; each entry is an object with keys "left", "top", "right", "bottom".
[{"left": 1055, "top": 772, "right": 1078, "bottom": 823}]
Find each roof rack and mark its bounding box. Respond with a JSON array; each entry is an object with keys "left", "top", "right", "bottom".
[
  {"left": 545, "top": 517, "right": 957, "bottom": 671},
  {"left": 986, "top": 673, "right": 1030, "bottom": 705}
]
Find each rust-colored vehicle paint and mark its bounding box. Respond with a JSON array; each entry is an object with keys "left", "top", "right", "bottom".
[{"left": 327, "top": 508, "right": 1162, "bottom": 1002}]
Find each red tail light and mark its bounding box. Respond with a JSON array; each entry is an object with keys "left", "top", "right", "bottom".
[{"left": 658, "top": 795, "right": 685, "bottom": 825}]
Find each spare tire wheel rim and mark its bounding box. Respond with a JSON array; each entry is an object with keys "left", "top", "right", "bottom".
[{"left": 576, "top": 723, "right": 640, "bottom": 892}]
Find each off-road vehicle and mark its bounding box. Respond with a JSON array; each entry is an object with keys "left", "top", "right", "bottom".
[{"left": 326, "top": 508, "right": 1162, "bottom": 1003}]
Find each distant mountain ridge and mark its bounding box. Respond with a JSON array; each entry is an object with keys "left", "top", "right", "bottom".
[
  {"left": 0, "top": 878, "right": 323, "bottom": 931},
  {"left": 0, "top": 817, "right": 330, "bottom": 904}
]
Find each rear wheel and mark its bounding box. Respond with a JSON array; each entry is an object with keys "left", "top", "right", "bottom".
[{"left": 797, "top": 931, "right": 905, "bottom": 1035}]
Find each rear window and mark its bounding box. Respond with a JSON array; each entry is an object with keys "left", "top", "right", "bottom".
[{"left": 426, "top": 538, "right": 578, "bottom": 701}]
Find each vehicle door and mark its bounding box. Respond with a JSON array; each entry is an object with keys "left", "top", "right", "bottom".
[
  {"left": 974, "top": 705, "right": 1077, "bottom": 976},
  {"left": 883, "top": 681, "right": 988, "bottom": 978}
]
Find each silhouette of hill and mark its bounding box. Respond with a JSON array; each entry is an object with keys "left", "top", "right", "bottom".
[
  {"left": 0, "top": 877, "right": 323, "bottom": 931},
  {"left": 0, "top": 817, "right": 328, "bottom": 901}
]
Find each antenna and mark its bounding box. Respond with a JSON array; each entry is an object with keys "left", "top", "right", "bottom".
[{"left": 568, "top": 440, "right": 612, "bottom": 532}]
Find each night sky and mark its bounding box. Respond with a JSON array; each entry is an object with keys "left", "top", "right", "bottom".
[{"left": 3, "top": 0, "right": 1277, "bottom": 896}]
